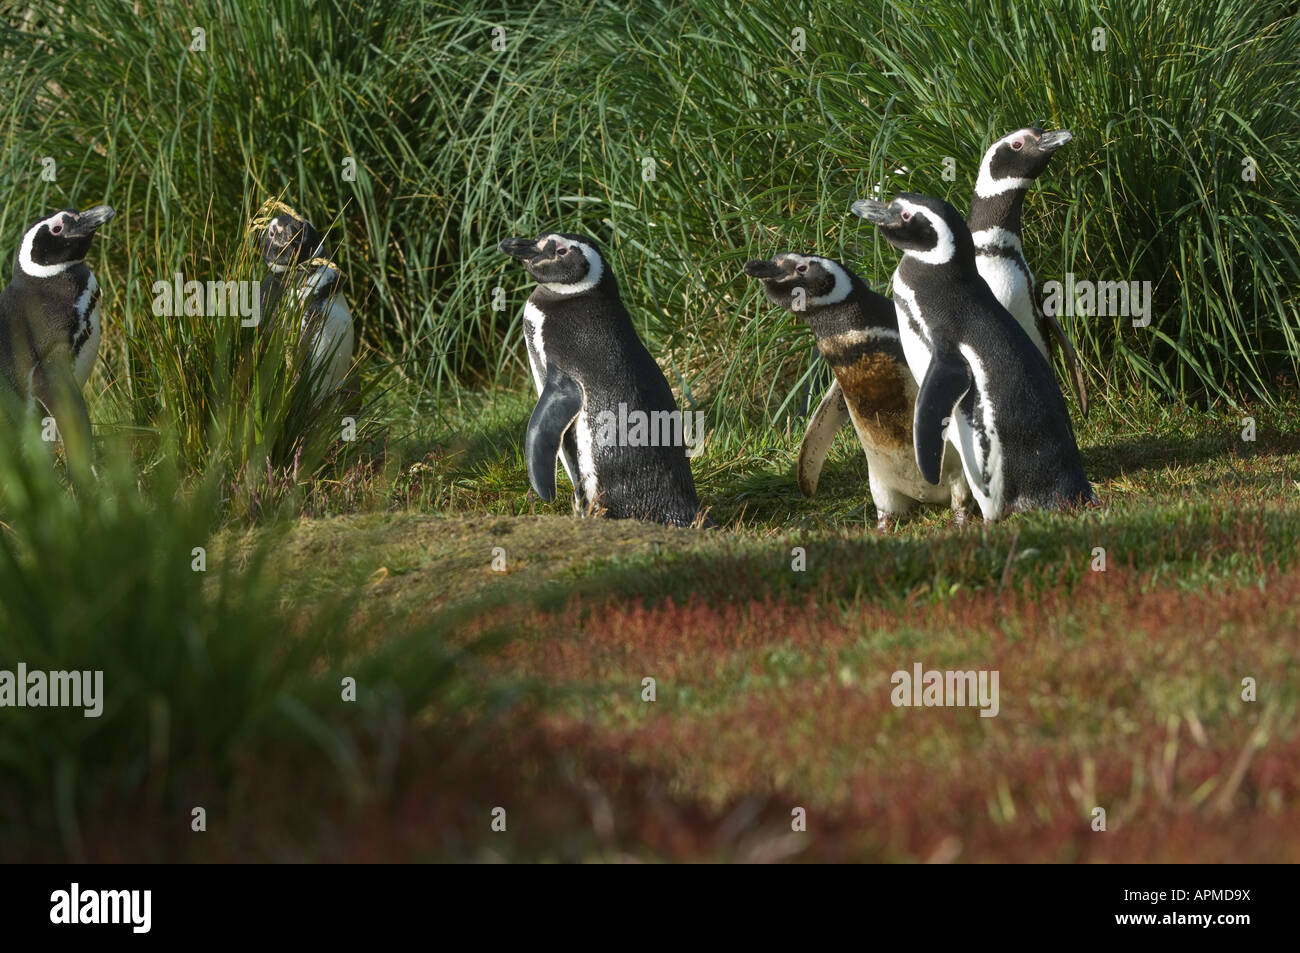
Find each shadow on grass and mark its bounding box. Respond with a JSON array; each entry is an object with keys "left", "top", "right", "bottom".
[
  {"left": 439, "top": 410, "right": 528, "bottom": 477},
  {"left": 54, "top": 703, "right": 846, "bottom": 862},
  {"left": 370, "top": 496, "right": 1300, "bottom": 627},
  {"left": 556, "top": 505, "right": 1300, "bottom": 613},
  {"left": 702, "top": 440, "right": 878, "bottom": 528},
  {"left": 1083, "top": 425, "right": 1300, "bottom": 482}
]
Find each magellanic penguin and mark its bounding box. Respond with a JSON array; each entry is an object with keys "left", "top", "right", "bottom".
[
  {"left": 804, "top": 129, "right": 1086, "bottom": 456},
  {"left": 0, "top": 205, "right": 115, "bottom": 483},
  {"left": 969, "top": 126, "right": 1088, "bottom": 415},
  {"left": 259, "top": 210, "right": 355, "bottom": 401},
  {"left": 743, "top": 253, "right": 966, "bottom": 530},
  {"left": 498, "top": 232, "right": 708, "bottom": 527},
  {"left": 851, "top": 193, "right": 1096, "bottom": 522}
]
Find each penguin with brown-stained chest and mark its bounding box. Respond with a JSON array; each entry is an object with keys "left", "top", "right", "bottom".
[{"left": 744, "top": 252, "right": 967, "bottom": 529}]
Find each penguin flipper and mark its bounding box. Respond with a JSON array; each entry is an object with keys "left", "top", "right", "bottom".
[
  {"left": 525, "top": 368, "right": 583, "bottom": 502},
  {"left": 797, "top": 378, "right": 850, "bottom": 498},
  {"left": 914, "top": 351, "right": 972, "bottom": 486},
  {"left": 1038, "top": 309, "right": 1088, "bottom": 418}
]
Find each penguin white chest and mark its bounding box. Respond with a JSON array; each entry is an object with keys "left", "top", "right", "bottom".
[
  {"left": 291, "top": 268, "right": 354, "bottom": 396},
  {"left": 522, "top": 300, "right": 583, "bottom": 501},
  {"left": 572, "top": 404, "right": 600, "bottom": 506},
  {"left": 974, "top": 249, "right": 1046, "bottom": 358},
  {"left": 953, "top": 344, "right": 1006, "bottom": 520},
  {"left": 522, "top": 301, "right": 547, "bottom": 394},
  {"left": 892, "top": 275, "right": 932, "bottom": 384},
  {"left": 975, "top": 255, "right": 1027, "bottom": 315},
  {"left": 305, "top": 295, "right": 354, "bottom": 395},
  {"left": 73, "top": 274, "right": 101, "bottom": 388}
]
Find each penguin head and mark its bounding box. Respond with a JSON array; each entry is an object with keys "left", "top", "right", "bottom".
[
  {"left": 261, "top": 213, "right": 327, "bottom": 272},
  {"left": 743, "top": 254, "right": 851, "bottom": 312},
  {"left": 17, "top": 205, "right": 115, "bottom": 278},
  {"left": 498, "top": 232, "right": 607, "bottom": 295},
  {"left": 851, "top": 193, "right": 971, "bottom": 265},
  {"left": 975, "top": 127, "right": 1072, "bottom": 197}
]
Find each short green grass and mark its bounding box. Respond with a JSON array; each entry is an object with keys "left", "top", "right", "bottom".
[{"left": 153, "top": 392, "right": 1297, "bottom": 862}]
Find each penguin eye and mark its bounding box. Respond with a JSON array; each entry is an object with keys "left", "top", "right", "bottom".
[
  {"left": 900, "top": 210, "right": 913, "bottom": 222},
  {"left": 556, "top": 247, "right": 568, "bottom": 256},
  {"left": 795, "top": 263, "right": 808, "bottom": 274},
  {"left": 50, "top": 222, "right": 63, "bottom": 235},
  {"left": 1011, "top": 138, "right": 1025, "bottom": 150}
]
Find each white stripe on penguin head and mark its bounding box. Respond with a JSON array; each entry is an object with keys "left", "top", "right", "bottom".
[
  {"left": 18, "top": 212, "right": 76, "bottom": 278},
  {"left": 808, "top": 257, "right": 852, "bottom": 306},
  {"left": 539, "top": 234, "right": 604, "bottom": 295},
  {"left": 974, "top": 129, "right": 1036, "bottom": 199},
  {"left": 896, "top": 199, "right": 955, "bottom": 266}
]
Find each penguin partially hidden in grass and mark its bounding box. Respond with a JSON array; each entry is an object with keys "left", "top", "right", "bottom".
[
  {"left": 259, "top": 211, "right": 355, "bottom": 402},
  {"left": 0, "top": 204, "right": 115, "bottom": 483},
  {"left": 851, "top": 193, "right": 1095, "bottom": 521},
  {"left": 969, "top": 126, "right": 1087, "bottom": 416},
  {"left": 744, "top": 253, "right": 966, "bottom": 530},
  {"left": 498, "top": 232, "right": 708, "bottom": 527}
]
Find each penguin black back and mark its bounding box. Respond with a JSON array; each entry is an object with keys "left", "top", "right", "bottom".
[
  {"left": 0, "top": 205, "right": 115, "bottom": 485},
  {"left": 499, "top": 232, "right": 706, "bottom": 526},
  {"left": 853, "top": 193, "right": 1094, "bottom": 517}
]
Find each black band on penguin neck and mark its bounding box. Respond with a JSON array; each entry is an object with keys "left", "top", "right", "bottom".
[{"left": 967, "top": 187, "right": 1026, "bottom": 236}]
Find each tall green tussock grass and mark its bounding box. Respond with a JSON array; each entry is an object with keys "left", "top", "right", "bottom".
[{"left": 2, "top": 0, "right": 1297, "bottom": 452}]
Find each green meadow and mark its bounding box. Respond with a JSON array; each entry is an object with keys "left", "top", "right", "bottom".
[{"left": 0, "top": 1, "right": 1297, "bottom": 861}]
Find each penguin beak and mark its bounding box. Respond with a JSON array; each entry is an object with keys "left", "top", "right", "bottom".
[
  {"left": 743, "top": 258, "right": 783, "bottom": 279},
  {"left": 64, "top": 205, "right": 115, "bottom": 238},
  {"left": 850, "top": 199, "right": 902, "bottom": 227},
  {"left": 1038, "top": 129, "right": 1073, "bottom": 151},
  {"left": 499, "top": 237, "right": 541, "bottom": 260}
]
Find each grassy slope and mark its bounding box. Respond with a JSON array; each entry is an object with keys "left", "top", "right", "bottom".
[{"left": 189, "top": 391, "right": 1300, "bottom": 862}]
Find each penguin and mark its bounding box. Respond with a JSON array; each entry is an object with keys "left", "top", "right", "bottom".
[
  {"left": 498, "top": 232, "right": 707, "bottom": 527},
  {"left": 744, "top": 253, "right": 967, "bottom": 529},
  {"left": 260, "top": 211, "right": 355, "bottom": 401},
  {"left": 850, "top": 193, "right": 1095, "bottom": 521},
  {"left": 969, "top": 126, "right": 1088, "bottom": 415},
  {"left": 0, "top": 204, "right": 115, "bottom": 482},
  {"left": 802, "top": 128, "right": 1086, "bottom": 458}
]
